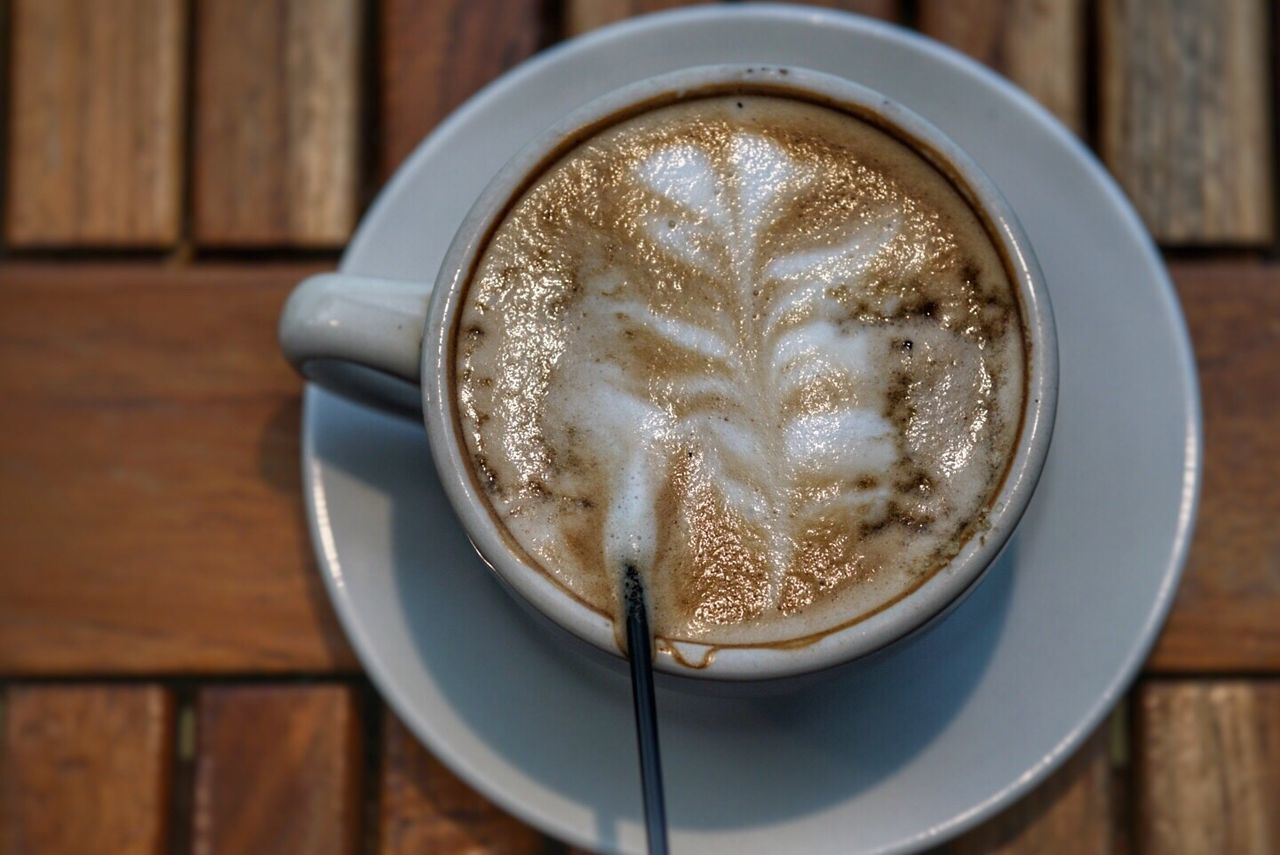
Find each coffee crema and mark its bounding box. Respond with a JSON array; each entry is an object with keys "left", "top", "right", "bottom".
[{"left": 454, "top": 93, "right": 1024, "bottom": 648}]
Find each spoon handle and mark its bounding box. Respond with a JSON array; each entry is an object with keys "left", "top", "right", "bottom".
[{"left": 625, "top": 565, "right": 670, "bottom": 855}]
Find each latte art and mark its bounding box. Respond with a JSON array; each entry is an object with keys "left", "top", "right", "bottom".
[{"left": 455, "top": 95, "right": 1024, "bottom": 646}]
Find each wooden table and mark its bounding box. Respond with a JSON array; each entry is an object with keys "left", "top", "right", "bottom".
[{"left": 1, "top": 1, "right": 1276, "bottom": 852}]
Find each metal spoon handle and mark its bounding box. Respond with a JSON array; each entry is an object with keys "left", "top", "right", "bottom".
[{"left": 625, "top": 565, "right": 670, "bottom": 855}]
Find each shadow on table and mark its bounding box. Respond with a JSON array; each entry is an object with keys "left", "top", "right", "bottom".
[{"left": 260, "top": 394, "right": 363, "bottom": 667}]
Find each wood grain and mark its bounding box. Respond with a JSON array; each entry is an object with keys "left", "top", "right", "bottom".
[
  {"left": 566, "top": 0, "right": 715, "bottom": 36},
  {"left": 745, "top": 0, "right": 899, "bottom": 21},
  {"left": 192, "top": 685, "right": 362, "bottom": 855},
  {"left": 0, "top": 264, "right": 357, "bottom": 674},
  {"left": 5, "top": 0, "right": 185, "bottom": 247},
  {"left": 380, "top": 0, "right": 544, "bottom": 180},
  {"left": 1137, "top": 681, "right": 1280, "bottom": 853},
  {"left": 939, "top": 727, "right": 1114, "bottom": 854},
  {"left": 1100, "top": 0, "right": 1273, "bottom": 244},
  {"left": 379, "top": 708, "right": 545, "bottom": 853},
  {"left": 194, "top": 0, "right": 362, "bottom": 247},
  {"left": 918, "top": 0, "right": 1083, "bottom": 132},
  {"left": 1149, "top": 264, "right": 1280, "bottom": 671},
  {"left": 0, "top": 685, "right": 175, "bottom": 854}
]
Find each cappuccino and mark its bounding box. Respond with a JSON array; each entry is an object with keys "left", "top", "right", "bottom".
[{"left": 454, "top": 93, "right": 1024, "bottom": 647}]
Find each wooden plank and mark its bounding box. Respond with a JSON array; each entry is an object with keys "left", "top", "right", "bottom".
[
  {"left": 746, "top": 0, "right": 899, "bottom": 21},
  {"left": 380, "top": 0, "right": 544, "bottom": 180},
  {"left": 918, "top": 0, "right": 1083, "bottom": 132},
  {"left": 939, "top": 727, "right": 1114, "bottom": 854},
  {"left": 1100, "top": 0, "right": 1273, "bottom": 245},
  {"left": 1148, "top": 264, "right": 1280, "bottom": 671},
  {"left": 1137, "top": 681, "right": 1280, "bottom": 853},
  {"left": 0, "top": 685, "right": 175, "bottom": 854},
  {"left": 379, "top": 708, "right": 546, "bottom": 853},
  {"left": 5, "top": 0, "right": 185, "bottom": 247},
  {"left": 192, "top": 685, "right": 362, "bottom": 855},
  {"left": 0, "top": 264, "right": 357, "bottom": 674},
  {"left": 566, "top": 0, "right": 716, "bottom": 37},
  {"left": 194, "top": 0, "right": 362, "bottom": 247}
]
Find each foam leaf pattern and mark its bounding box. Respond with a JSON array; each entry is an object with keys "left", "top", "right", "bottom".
[{"left": 597, "top": 133, "right": 928, "bottom": 620}]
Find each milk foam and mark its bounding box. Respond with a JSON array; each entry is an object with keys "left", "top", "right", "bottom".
[{"left": 455, "top": 95, "right": 1024, "bottom": 646}]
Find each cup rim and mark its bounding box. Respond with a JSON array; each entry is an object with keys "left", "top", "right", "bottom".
[{"left": 422, "top": 63, "right": 1059, "bottom": 681}]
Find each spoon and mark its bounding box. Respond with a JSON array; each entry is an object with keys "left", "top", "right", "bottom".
[{"left": 624, "top": 563, "right": 670, "bottom": 855}]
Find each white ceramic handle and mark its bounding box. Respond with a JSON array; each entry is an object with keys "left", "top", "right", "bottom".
[{"left": 279, "top": 273, "right": 432, "bottom": 416}]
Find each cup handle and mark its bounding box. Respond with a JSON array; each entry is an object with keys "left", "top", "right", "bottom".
[{"left": 279, "top": 273, "right": 432, "bottom": 417}]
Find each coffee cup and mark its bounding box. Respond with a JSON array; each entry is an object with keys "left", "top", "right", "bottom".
[{"left": 280, "top": 64, "right": 1058, "bottom": 682}]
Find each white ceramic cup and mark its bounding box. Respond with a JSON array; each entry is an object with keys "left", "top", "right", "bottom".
[{"left": 280, "top": 64, "right": 1058, "bottom": 683}]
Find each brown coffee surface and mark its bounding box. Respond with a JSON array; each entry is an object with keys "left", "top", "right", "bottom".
[{"left": 455, "top": 94, "right": 1024, "bottom": 646}]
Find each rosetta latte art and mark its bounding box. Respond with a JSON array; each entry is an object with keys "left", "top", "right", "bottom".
[{"left": 456, "top": 96, "right": 1023, "bottom": 646}]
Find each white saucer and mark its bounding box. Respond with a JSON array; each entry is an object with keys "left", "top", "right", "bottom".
[{"left": 304, "top": 6, "right": 1200, "bottom": 853}]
